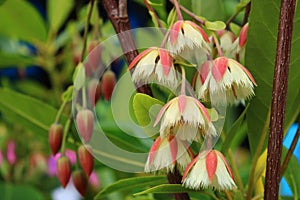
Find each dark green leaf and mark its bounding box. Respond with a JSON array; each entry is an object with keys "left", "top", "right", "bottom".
[
  {"left": 191, "top": 0, "right": 226, "bottom": 21},
  {"left": 0, "top": 53, "right": 35, "bottom": 67},
  {"left": 0, "top": 88, "right": 60, "bottom": 134},
  {"left": 222, "top": 105, "right": 249, "bottom": 153},
  {"left": 0, "top": 0, "right": 47, "bottom": 42},
  {"left": 94, "top": 176, "right": 167, "bottom": 199},
  {"left": 246, "top": 0, "right": 300, "bottom": 154},
  {"left": 134, "top": 184, "right": 194, "bottom": 196},
  {"left": 0, "top": 183, "right": 44, "bottom": 200},
  {"left": 47, "top": 0, "right": 74, "bottom": 32}
]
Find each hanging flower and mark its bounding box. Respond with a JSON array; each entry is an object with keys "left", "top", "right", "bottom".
[
  {"left": 183, "top": 150, "right": 236, "bottom": 190},
  {"left": 154, "top": 95, "right": 217, "bottom": 142},
  {"left": 168, "top": 20, "right": 211, "bottom": 54},
  {"left": 145, "top": 135, "right": 193, "bottom": 173},
  {"left": 128, "top": 47, "right": 179, "bottom": 89},
  {"left": 196, "top": 57, "right": 257, "bottom": 105}
]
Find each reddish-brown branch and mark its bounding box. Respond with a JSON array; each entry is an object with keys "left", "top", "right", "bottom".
[
  {"left": 101, "top": 0, "right": 152, "bottom": 95},
  {"left": 264, "top": 0, "right": 296, "bottom": 199}
]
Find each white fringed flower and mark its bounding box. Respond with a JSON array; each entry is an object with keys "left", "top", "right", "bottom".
[
  {"left": 168, "top": 20, "right": 211, "bottom": 54},
  {"left": 128, "top": 47, "right": 179, "bottom": 89},
  {"left": 154, "top": 95, "right": 217, "bottom": 142},
  {"left": 183, "top": 150, "right": 236, "bottom": 190},
  {"left": 196, "top": 57, "right": 257, "bottom": 105},
  {"left": 145, "top": 135, "right": 193, "bottom": 173}
]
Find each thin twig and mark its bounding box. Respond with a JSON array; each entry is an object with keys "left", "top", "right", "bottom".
[
  {"left": 81, "top": 0, "right": 96, "bottom": 62},
  {"left": 169, "top": 0, "right": 205, "bottom": 25},
  {"left": 144, "top": 0, "right": 166, "bottom": 33},
  {"left": 280, "top": 124, "right": 300, "bottom": 178},
  {"left": 264, "top": 0, "right": 296, "bottom": 199},
  {"left": 101, "top": 0, "right": 152, "bottom": 95},
  {"left": 225, "top": 2, "right": 250, "bottom": 29},
  {"left": 242, "top": 2, "right": 251, "bottom": 26}
]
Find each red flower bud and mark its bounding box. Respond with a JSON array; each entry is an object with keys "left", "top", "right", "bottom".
[
  {"left": 85, "top": 41, "right": 101, "bottom": 77},
  {"left": 76, "top": 109, "right": 94, "bottom": 142},
  {"left": 88, "top": 79, "right": 101, "bottom": 107},
  {"left": 78, "top": 145, "right": 94, "bottom": 176},
  {"left": 101, "top": 70, "right": 116, "bottom": 101},
  {"left": 239, "top": 23, "right": 248, "bottom": 48},
  {"left": 56, "top": 156, "right": 71, "bottom": 188},
  {"left": 49, "top": 123, "right": 63, "bottom": 155},
  {"left": 72, "top": 170, "right": 88, "bottom": 196}
]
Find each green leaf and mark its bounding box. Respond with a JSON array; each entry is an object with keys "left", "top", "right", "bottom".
[
  {"left": 73, "top": 62, "right": 86, "bottom": 90},
  {"left": 246, "top": 0, "right": 300, "bottom": 154},
  {"left": 235, "top": 0, "right": 251, "bottom": 11},
  {"left": 0, "top": 88, "right": 60, "bottom": 134},
  {"left": 133, "top": 93, "right": 164, "bottom": 127},
  {"left": 0, "top": 52, "right": 35, "bottom": 67},
  {"left": 0, "top": 183, "right": 44, "bottom": 200},
  {"left": 48, "top": 0, "right": 74, "bottom": 32},
  {"left": 191, "top": 0, "right": 226, "bottom": 21},
  {"left": 0, "top": 0, "right": 47, "bottom": 42},
  {"left": 134, "top": 184, "right": 189, "bottom": 195},
  {"left": 221, "top": 106, "right": 249, "bottom": 153},
  {"left": 205, "top": 21, "right": 226, "bottom": 31},
  {"left": 167, "top": 8, "right": 177, "bottom": 26},
  {"left": 0, "top": 0, "right": 6, "bottom": 6},
  {"left": 61, "top": 85, "right": 74, "bottom": 102},
  {"left": 94, "top": 176, "right": 167, "bottom": 199}
]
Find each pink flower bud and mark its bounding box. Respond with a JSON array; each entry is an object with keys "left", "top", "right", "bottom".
[
  {"left": 72, "top": 170, "right": 88, "bottom": 196},
  {"left": 49, "top": 123, "right": 63, "bottom": 155},
  {"left": 101, "top": 70, "right": 116, "bottom": 101},
  {"left": 56, "top": 156, "right": 71, "bottom": 188},
  {"left": 76, "top": 109, "right": 94, "bottom": 142},
  {"left": 78, "top": 145, "right": 94, "bottom": 176},
  {"left": 88, "top": 79, "right": 101, "bottom": 107},
  {"left": 239, "top": 23, "right": 249, "bottom": 48},
  {"left": 6, "top": 140, "right": 16, "bottom": 165}
]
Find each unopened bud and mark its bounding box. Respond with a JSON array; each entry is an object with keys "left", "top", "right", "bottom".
[
  {"left": 56, "top": 156, "right": 71, "bottom": 188},
  {"left": 72, "top": 170, "right": 88, "bottom": 196},
  {"left": 49, "top": 123, "right": 63, "bottom": 155},
  {"left": 76, "top": 109, "right": 94, "bottom": 142},
  {"left": 101, "top": 70, "right": 116, "bottom": 101}
]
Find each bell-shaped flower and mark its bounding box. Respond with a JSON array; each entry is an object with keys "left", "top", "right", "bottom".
[
  {"left": 128, "top": 47, "right": 179, "bottom": 89},
  {"left": 168, "top": 20, "right": 211, "bottom": 54},
  {"left": 154, "top": 95, "right": 217, "bottom": 142},
  {"left": 196, "top": 57, "right": 257, "bottom": 105},
  {"left": 183, "top": 150, "right": 236, "bottom": 190},
  {"left": 145, "top": 135, "right": 193, "bottom": 173}
]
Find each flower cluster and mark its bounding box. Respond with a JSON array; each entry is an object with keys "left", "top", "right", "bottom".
[{"left": 129, "top": 11, "right": 255, "bottom": 191}]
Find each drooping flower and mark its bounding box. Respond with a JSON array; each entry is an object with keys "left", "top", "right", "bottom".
[
  {"left": 154, "top": 95, "right": 217, "bottom": 142},
  {"left": 183, "top": 150, "right": 236, "bottom": 190},
  {"left": 145, "top": 135, "right": 193, "bottom": 173},
  {"left": 217, "top": 30, "right": 237, "bottom": 58},
  {"left": 128, "top": 47, "right": 179, "bottom": 89},
  {"left": 168, "top": 20, "right": 211, "bottom": 54},
  {"left": 196, "top": 57, "right": 257, "bottom": 105}
]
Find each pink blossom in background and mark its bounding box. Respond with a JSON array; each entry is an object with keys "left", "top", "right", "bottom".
[
  {"left": 7, "top": 140, "right": 16, "bottom": 165},
  {"left": 47, "top": 149, "right": 77, "bottom": 176},
  {"left": 89, "top": 171, "right": 100, "bottom": 188}
]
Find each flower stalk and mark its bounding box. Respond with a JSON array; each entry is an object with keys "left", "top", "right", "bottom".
[{"left": 264, "top": 0, "right": 296, "bottom": 199}]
